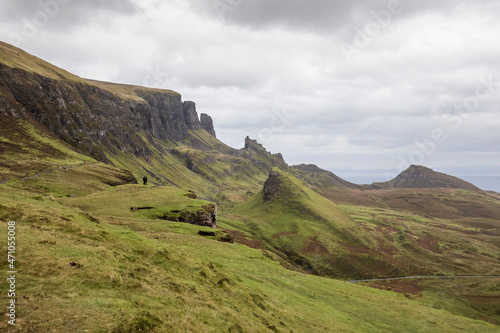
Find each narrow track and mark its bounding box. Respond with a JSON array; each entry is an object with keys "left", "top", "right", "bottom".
[{"left": 348, "top": 275, "right": 500, "bottom": 283}]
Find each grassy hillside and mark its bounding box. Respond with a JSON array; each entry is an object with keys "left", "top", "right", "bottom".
[
  {"left": 0, "top": 42, "right": 84, "bottom": 83},
  {"left": 226, "top": 169, "right": 500, "bottom": 289},
  {"left": 0, "top": 42, "right": 179, "bottom": 104},
  {"left": 229, "top": 169, "right": 396, "bottom": 278},
  {"left": 2, "top": 168, "right": 500, "bottom": 332}
]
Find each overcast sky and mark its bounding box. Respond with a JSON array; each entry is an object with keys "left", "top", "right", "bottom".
[{"left": 1, "top": 0, "right": 499, "bottom": 190}]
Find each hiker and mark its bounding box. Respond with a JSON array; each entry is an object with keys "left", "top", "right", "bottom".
[{"left": 143, "top": 176, "right": 148, "bottom": 186}]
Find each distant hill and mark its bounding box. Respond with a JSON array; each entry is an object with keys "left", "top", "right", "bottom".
[
  {"left": 369, "top": 165, "right": 481, "bottom": 191},
  {"left": 291, "top": 164, "right": 360, "bottom": 189}
]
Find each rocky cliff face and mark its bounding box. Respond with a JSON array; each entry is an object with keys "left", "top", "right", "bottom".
[
  {"left": 200, "top": 113, "right": 216, "bottom": 137},
  {"left": 182, "top": 101, "right": 202, "bottom": 131},
  {"left": 0, "top": 62, "right": 215, "bottom": 162}
]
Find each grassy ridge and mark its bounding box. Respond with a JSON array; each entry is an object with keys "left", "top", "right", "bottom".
[
  {"left": 0, "top": 42, "right": 84, "bottom": 83},
  {"left": 0, "top": 42, "right": 179, "bottom": 103}
]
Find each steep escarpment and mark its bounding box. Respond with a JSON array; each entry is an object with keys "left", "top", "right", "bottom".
[{"left": 0, "top": 43, "right": 216, "bottom": 163}]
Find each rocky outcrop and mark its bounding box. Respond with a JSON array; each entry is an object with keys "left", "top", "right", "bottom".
[
  {"left": 159, "top": 204, "right": 217, "bottom": 227},
  {"left": 178, "top": 204, "right": 217, "bottom": 228},
  {"left": 200, "top": 113, "right": 216, "bottom": 137},
  {"left": 183, "top": 101, "right": 202, "bottom": 131},
  {"left": 241, "top": 136, "right": 289, "bottom": 172},
  {"left": 244, "top": 136, "right": 263, "bottom": 150},
  {"left": 263, "top": 170, "right": 282, "bottom": 201}
]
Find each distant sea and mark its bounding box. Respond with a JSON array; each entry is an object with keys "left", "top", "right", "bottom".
[
  {"left": 456, "top": 175, "right": 500, "bottom": 193},
  {"left": 339, "top": 174, "right": 500, "bottom": 193}
]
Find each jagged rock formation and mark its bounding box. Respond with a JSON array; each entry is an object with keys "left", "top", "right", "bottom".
[
  {"left": 183, "top": 101, "right": 202, "bottom": 131},
  {"left": 263, "top": 169, "right": 282, "bottom": 201},
  {"left": 200, "top": 113, "right": 216, "bottom": 137},
  {"left": 244, "top": 136, "right": 262, "bottom": 150},
  {"left": 370, "top": 165, "right": 481, "bottom": 191},
  {"left": 242, "top": 136, "right": 288, "bottom": 169}
]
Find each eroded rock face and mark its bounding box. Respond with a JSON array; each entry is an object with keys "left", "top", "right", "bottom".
[
  {"left": 183, "top": 101, "right": 202, "bottom": 131},
  {"left": 0, "top": 64, "right": 215, "bottom": 162},
  {"left": 179, "top": 204, "right": 217, "bottom": 228},
  {"left": 263, "top": 170, "right": 282, "bottom": 202},
  {"left": 200, "top": 113, "right": 216, "bottom": 137}
]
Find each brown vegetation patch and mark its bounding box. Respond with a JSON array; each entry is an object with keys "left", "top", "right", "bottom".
[
  {"left": 429, "top": 222, "right": 480, "bottom": 235},
  {"left": 319, "top": 187, "right": 500, "bottom": 220},
  {"left": 223, "top": 229, "right": 262, "bottom": 249},
  {"left": 375, "top": 224, "right": 398, "bottom": 234},
  {"left": 303, "top": 237, "right": 330, "bottom": 256},
  {"left": 374, "top": 238, "right": 399, "bottom": 259},
  {"left": 367, "top": 280, "right": 423, "bottom": 296},
  {"left": 416, "top": 236, "right": 441, "bottom": 253},
  {"left": 339, "top": 242, "right": 372, "bottom": 256}
]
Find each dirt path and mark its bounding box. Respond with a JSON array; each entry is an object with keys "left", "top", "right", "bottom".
[
  {"left": 19, "top": 164, "right": 83, "bottom": 181},
  {"left": 348, "top": 275, "right": 500, "bottom": 283}
]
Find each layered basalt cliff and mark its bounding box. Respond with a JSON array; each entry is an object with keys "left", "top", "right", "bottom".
[{"left": 0, "top": 61, "right": 215, "bottom": 162}]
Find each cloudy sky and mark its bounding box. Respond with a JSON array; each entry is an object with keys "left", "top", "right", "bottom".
[{"left": 1, "top": 0, "right": 499, "bottom": 190}]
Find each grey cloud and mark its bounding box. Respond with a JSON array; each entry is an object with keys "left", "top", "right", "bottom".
[
  {"left": 0, "top": 0, "right": 140, "bottom": 34},
  {"left": 191, "top": 0, "right": 386, "bottom": 32},
  {"left": 191, "top": 0, "right": 492, "bottom": 33}
]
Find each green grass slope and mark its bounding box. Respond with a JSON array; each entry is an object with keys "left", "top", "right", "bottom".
[
  {"left": 105, "top": 130, "right": 284, "bottom": 203},
  {"left": 0, "top": 41, "right": 84, "bottom": 83},
  {"left": 230, "top": 168, "right": 391, "bottom": 278},
  {"left": 61, "top": 184, "right": 214, "bottom": 222},
  {"left": 0, "top": 41, "right": 179, "bottom": 103},
  {"left": 1, "top": 174, "right": 499, "bottom": 332},
  {"left": 0, "top": 116, "right": 98, "bottom": 181}
]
